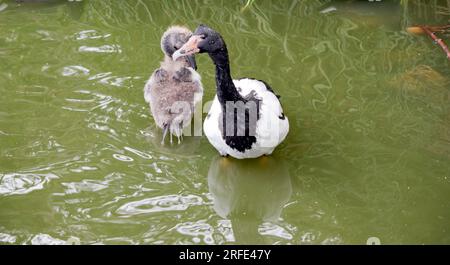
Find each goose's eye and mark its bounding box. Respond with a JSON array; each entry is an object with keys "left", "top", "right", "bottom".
[{"left": 200, "top": 34, "right": 206, "bottom": 39}]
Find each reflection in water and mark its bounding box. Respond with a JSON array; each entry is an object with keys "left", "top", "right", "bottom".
[
  {"left": 208, "top": 156, "right": 292, "bottom": 244},
  {"left": 116, "top": 194, "right": 204, "bottom": 217}
]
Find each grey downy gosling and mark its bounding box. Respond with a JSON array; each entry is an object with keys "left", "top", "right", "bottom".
[{"left": 144, "top": 26, "right": 204, "bottom": 144}]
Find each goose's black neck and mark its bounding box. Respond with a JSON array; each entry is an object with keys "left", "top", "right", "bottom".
[{"left": 209, "top": 46, "right": 244, "bottom": 104}]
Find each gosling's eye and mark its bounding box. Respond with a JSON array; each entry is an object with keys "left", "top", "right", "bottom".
[
  {"left": 174, "top": 45, "right": 178, "bottom": 49},
  {"left": 200, "top": 34, "right": 206, "bottom": 39}
]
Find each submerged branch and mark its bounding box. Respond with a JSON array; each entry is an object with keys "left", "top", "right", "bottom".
[
  {"left": 407, "top": 25, "right": 450, "bottom": 34},
  {"left": 420, "top": 26, "right": 450, "bottom": 60},
  {"left": 408, "top": 25, "right": 450, "bottom": 60}
]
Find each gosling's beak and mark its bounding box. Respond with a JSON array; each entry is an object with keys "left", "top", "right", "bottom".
[
  {"left": 172, "top": 35, "right": 202, "bottom": 62},
  {"left": 187, "top": 55, "right": 197, "bottom": 70}
]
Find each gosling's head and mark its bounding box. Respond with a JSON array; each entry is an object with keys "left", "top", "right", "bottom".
[{"left": 161, "top": 26, "right": 197, "bottom": 70}]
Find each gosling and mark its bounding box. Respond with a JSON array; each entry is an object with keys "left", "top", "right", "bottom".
[{"left": 144, "top": 26, "right": 203, "bottom": 144}]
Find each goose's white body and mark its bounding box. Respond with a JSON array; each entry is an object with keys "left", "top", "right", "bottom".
[{"left": 203, "top": 78, "right": 289, "bottom": 159}]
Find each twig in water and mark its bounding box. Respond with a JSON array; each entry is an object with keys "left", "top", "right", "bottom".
[
  {"left": 420, "top": 26, "right": 450, "bottom": 60},
  {"left": 407, "top": 25, "right": 450, "bottom": 34},
  {"left": 408, "top": 25, "right": 450, "bottom": 60}
]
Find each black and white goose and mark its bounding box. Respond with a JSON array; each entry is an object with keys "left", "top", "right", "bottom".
[{"left": 173, "top": 25, "right": 289, "bottom": 159}]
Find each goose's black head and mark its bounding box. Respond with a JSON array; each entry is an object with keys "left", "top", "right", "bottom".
[
  {"left": 172, "top": 24, "right": 226, "bottom": 61},
  {"left": 161, "top": 26, "right": 197, "bottom": 69}
]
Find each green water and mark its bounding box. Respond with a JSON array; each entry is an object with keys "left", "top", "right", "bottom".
[{"left": 0, "top": 0, "right": 449, "bottom": 245}]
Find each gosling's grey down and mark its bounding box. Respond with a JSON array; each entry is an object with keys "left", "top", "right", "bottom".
[{"left": 144, "top": 26, "right": 203, "bottom": 144}]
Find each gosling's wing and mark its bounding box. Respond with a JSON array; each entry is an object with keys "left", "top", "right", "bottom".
[
  {"left": 144, "top": 68, "right": 169, "bottom": 103},
  {"left": 173, "top": 67, "right": 193, "bottom": 82}
]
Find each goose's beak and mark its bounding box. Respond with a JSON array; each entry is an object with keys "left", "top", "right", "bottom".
[
  {"left": 172, "top": 35, "right": 202, "bottom": 62},
  {"left": 187, "top": 55, "right": 197, "bottom": 70}
]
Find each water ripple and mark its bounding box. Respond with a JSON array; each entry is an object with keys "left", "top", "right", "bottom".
[
  {"left": 175, "top": 221, "right": 215, "bottom": 244},
  {"left": 62, "top": 179, "right": 109, "bottom": 194},
  {"left": 78, "top": 44, "right": 122, "bottom": 53},
  {"left": 112, "top": 153, "right": 134, "bottom": 162},
  {"left": 124, "top": 146, "right": 153, "bottom": 160},
  {"left": 0, "top": 233, "right": 16, "bottom": 244},
  {"left": 258, "top": 222, "right": 293, "bottom": 240},
  {"left": 0, "top": 173, "right": 58, "bottom": 196},
  {"left": 30, "top": 234, "right": 67, "bottom": 245},
  {"left": 61, "top": 65, "right": 90, "bottom": 77},
  {"left": 74, "top": 30, "right": 111, "bottom": 40},
  {"left": 116, "top": 194, "right": 203, "bottom": 216}
]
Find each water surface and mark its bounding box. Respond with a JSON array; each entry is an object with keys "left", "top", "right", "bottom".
[{"left": 0, "top": 0, "right": 449, "bottom": 244}]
